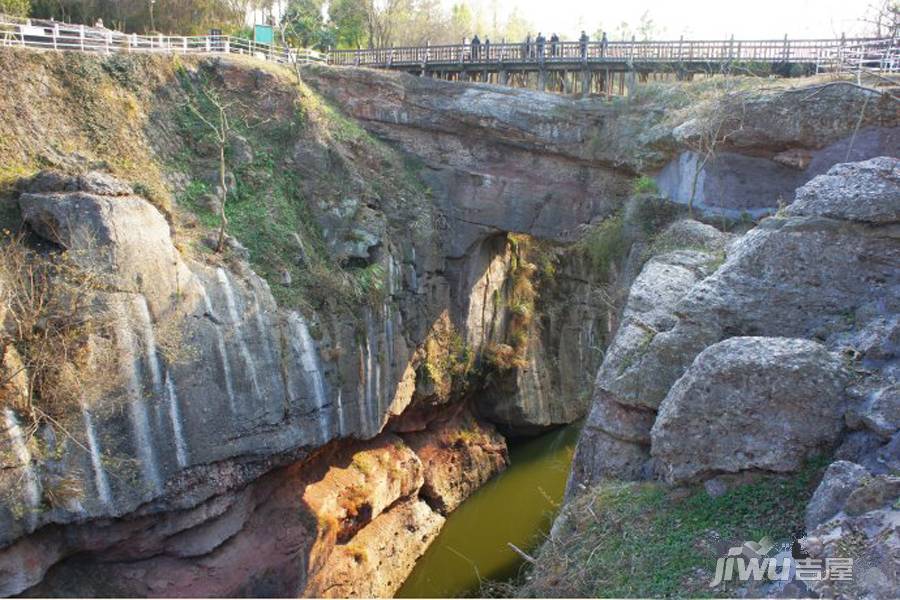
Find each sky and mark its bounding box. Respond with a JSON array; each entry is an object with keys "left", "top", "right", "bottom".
[{"left": 450, "top": 0, "right": 876, "bottom": 40}]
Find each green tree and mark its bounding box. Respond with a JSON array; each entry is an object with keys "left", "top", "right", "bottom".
[
  {"left": 447, "top": 1, "right": 471, "bottom": 41},
  {"left": 0, "top": 0, "right": 30, "bottom": 16},
  {"left": 282, "top": 0, "right": 328, "bottom": 48},
  {"left": 329, "top": 0, "right": 366, "bottom": 48},
  {"left": 29, "top": 0, "right": 250, "bottom": 34}
]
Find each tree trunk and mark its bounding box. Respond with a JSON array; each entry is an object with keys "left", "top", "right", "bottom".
[{"left": 216, "top": 143, "right": 228, "bottom": 253}]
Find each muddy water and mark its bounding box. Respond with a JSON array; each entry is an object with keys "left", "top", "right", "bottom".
[{"left": 396, "top": 423, "right": 581, "bottom": 598}]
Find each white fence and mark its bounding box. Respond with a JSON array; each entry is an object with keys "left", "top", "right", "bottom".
[
  {"left": 816, "top": 38, "right": 900, "bottom": 76},
  {"left": 0, "top": 16, "right": 327, "bottom": 65}
]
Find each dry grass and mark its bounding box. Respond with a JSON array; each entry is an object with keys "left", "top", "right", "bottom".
[
  {"left": 0, "top": 49, "right": 174, "bottom": 216},
  {"left": 421, "top": 312, "right": 471, "bottom": 401},
  {"left": 0, "top": 232, "right": 118, "bottom": 426},
  {"left": 485, "top": 235, "right": 541, "bottom": 371}
]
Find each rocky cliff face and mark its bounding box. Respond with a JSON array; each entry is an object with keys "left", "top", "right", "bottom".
[
  {"left": 567, "top": 157, "right": 899, "bottom": 595},
  {"left": 1, "top": 49, "right": 897, "bottom": 598},
  {"left": 0, "top": 54, "right": 613, "bottom": 597}
]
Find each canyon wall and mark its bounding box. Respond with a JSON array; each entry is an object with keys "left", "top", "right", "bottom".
[
  {"left": 0, "top": 53, "right": 622, "bottom": 596},
  {"left": 0, "top": 49, "right": 898, "bottom": 598}
]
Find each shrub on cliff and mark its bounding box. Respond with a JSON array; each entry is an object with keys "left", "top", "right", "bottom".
[{"left": 0, "top": 232, "right": 117, "bottom": 424}]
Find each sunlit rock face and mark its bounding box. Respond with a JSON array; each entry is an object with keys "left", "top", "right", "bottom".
[
  {"left": 5, "top": 53, "right": 897, "bottom": 598},
  {"left": 1, "top": 59, "right": 625, "bottom": 596},
  {"left": 569, "top": 157, "right": 900, "bottom": 492}
]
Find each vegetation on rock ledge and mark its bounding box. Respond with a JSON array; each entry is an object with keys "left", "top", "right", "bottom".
[{"left": 518, "top": 458, "right": 829, "bottom": 598}]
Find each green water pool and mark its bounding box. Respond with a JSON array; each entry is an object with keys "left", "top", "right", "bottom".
[{"left": 396, "top": 422, "right": 581, "bottom": 598}]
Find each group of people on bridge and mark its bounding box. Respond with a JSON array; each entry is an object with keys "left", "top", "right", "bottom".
[{"left": 461, "top": 30, "right": 610, "bottom": 62}]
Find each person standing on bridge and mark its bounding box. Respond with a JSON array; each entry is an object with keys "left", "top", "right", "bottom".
[
  {"left": 483, "top": 37, "right": 491, "bottom": 61},
  {"left": 536, "top": 32, "right": 546, "bottom": 61},
  {"left": 524, "top": 33, "right": 532, "bottom": 59},
  {"left": 579, "top": 30, "right": 590, "bottom": 60},
  {"left": 550, "top": 33, "right": 559, "bottom": 57},
  {"left": 601, "top": 31, "right": 609, "bottom": 57},
  {"left": 471, "top": 34, "right": 481, "bottom": 61},
  {"left": 462, "top": 36, "right": 469, "bottom": 62}
]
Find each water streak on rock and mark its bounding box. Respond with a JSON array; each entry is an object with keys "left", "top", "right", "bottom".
[
  {"left": 133, "top": 295, "right": 163, "bottom": 395},
  {"left": 3, "top": 409, "right": 42, "bottom": 522},
  {"left": 216, "top": 269, "right": 263, "bottom": 403},
  {"left": 200, "top": 286, "right": 237, "bottom": 412},
  {"left": 116, "top": 307, "right": 162, "bottom": 493},
  {"left": 165, "top": 372, "right": 189, "bottom": 468},
  {"left": 336, "top": 389, "right": 345, "bottom": 436},
  {"left": 81, "top": 407, "right": 113, "bottom": 507},
  {"left": 288, "top": 311, "right": 330, "bottom": 442}
]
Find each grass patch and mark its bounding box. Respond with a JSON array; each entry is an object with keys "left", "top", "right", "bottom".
[
  {"left": 170, "top": 64, "right": 409, "bottom": 315},
  {"left": 520, "top": 457, "right": 829, "bottom": 598},
  {"left": 632, "top": 175, "right": 658, "bottom": 195},
  {"left": 575, "top": 213, "right": 626, "bottom": 276}
]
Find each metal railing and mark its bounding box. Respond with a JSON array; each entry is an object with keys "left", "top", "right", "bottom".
[
  {"left": 330, "top": 36, "right": 899, "bottom": 73},
  {"left": 0, "top": 16, "right": 327, "bottom": 65}
]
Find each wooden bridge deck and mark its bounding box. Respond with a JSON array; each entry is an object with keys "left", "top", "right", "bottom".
[{"left": 330, "top": 37, "right": 898, "bottom": 94}]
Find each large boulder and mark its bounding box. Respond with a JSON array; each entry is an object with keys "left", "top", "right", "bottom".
[
  {"left": 785, "top": 156, "right": 900, "bottom": 224},
  {"left": 651, "top": 336, "right": 850, "bottom": 483},
  {"left": 634, "top": 157, "right": 900, "bottom": 418},
  {"left": 568, "top": 220, "right": 727, "bottom": 489},
  {"left": 570, "top": 157, "right": 899, "bottom": 491},
  {"left": 18, "top": 171, "right": 191, "bottom": 316}
]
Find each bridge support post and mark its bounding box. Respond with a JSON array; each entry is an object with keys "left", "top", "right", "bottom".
[
  {"left": 580, "top": 68, "right": 590, "bottom": 98},
  {"left": 499, "top": 69, "right": 508, "bottom": 85},
  {"left": 538, "top": 69, "right": 546, "bottom": 91}
]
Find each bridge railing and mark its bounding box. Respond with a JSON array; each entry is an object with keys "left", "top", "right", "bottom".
[
  {"left": 817, "top": 38, "right": 899, "bottom": 74},
  {"left": 0, "top": 16, "right": 327, "bottom": 65},
  {"left": 329, "top": 37, "right": 896, "bottom": 71}
]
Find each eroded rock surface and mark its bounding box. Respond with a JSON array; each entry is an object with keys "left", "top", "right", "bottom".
[
  {"left": 403, "top": 406, "right": 508, "bottom": 513},
  {"left": 568, "top": 219, "right": 728, "bottom": 489},
  {"left": 802, "top": 462, "right": 900, "bottom": 599},
  {"left": 0, "top": 169, "right": 506, "bottom": 597},
  {"left": 571, "top": 156, "right": 899, "bottom": 493},
  {"left": 657, "top": 85, "right": 899, "bottom": 217},
  {"left": 651, "top": 337, "right": 849, "bottom": 482}
]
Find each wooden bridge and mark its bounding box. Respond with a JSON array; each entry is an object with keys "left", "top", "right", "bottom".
[
  {"left": 330, "top": 37, "right": 899, "bottom": 95},
  {"left": 2, "top": 13, "right": 897, "bottom": 97}
]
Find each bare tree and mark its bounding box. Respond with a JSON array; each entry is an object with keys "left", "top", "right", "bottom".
[
  {"left": 860, "top": 0, "right": 900, "bottom": 37},
  {"left": 685, "top": 92, "right": 747, "bottom": 216},
  {"left": 184, "top": 90, "right": 234, "bottom": 254}
]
